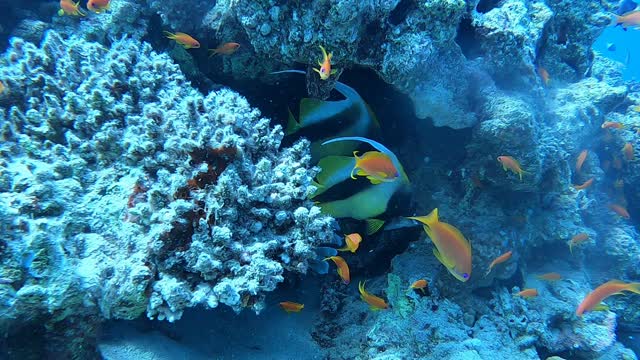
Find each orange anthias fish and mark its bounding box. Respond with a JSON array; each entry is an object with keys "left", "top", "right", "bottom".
[
  {"left": 573, "top": 178, "right": 594, "bottom": 190},
  {"left": 351, "top": 151, "right": 400, "bottom": 184},
  {"left": 576, "top": 280, "right": 640, "bottom": 316},
  {"left": 576, "top": 150, "right": 588, "bottom": 172},
  {"left": 609, "top": 204, "right": 630, "bottom": 219},
  {"left": 567, "top": 233, "right": 589, "bottom": 254},
  {"left": 537, "top": 66, "right": 550, "bottom": 86},
  {"left": 409, "top": 279, "right": 428, "bottom": 293},
  {"left": 601, "top": 121, "right": 624, "bottom": 129},
  {"left": 279, "top": 301, "right": 304, "bottom": 313},
  {"left": 497, "top": 156, "right": 526, "bottom": 181},
  {"left": 359, "top": 281, "right": 389, "bottom": 310},
  {"left": 58, "top": 0, "right": 85, "bottom": 16},
  {"left": 484, "top": 250, "right": 512, "bottom": 277},
  {"left": 313, "top": 45, "right": 336, "bottom": 80},
  {"left": 209, "top": 42, "right": 240, "bottom": 57},
  {"left": 337, "top": 233, "right": 362, "bottom": 253},
  {"left": 164, "top": 31, "right": 201, "bottom": 49},
  {"left": 536, "top": 272, "right": 562, "bottom": 281},
  {"left": 407, "top": 208, "right": 472, "bottom": 282},
  {"left": 622, "top": 143, "right": 634, "bottom": 161},
  {"left": 516, "top": 288, "right": 538, "bottom": 298},
  {"left": 611, "top": 10, "right": 640, "bottom": 29},
  {"left": 324, "top": 256, "right": 350, "bottom": 284},
  {"left": 87, "top": 0, "right": 110, "bottom": 13}
]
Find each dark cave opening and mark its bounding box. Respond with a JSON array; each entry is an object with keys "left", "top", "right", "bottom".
[
  {"left": 476, "top": 0, "right": 503, "bottom": 14},
  {"left": 388, "top": 0, "right": 416, "bottom": 26},
  {"left": 455, "top": 17, "right": 484, "bottom": 60}
]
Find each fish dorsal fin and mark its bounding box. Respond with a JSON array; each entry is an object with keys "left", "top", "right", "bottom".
[
  {"left": 433, "top": 247, "right": 455, "bottom": 269},
  {"left": 366, "top": 218, "right": 385, "bottom": 235},
  {"left": 367, "top": 177, "right": 383, "bottom": 185},
  {"left": 592, "top": 303, "right": 609, "bottom": 311},
  {"left": 407, "top": 208, "right": 439, "bottom": 227}
]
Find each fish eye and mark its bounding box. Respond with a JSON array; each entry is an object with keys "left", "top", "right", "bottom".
[{"left": 462, "top": 273, "right": 469, "bottom": 279}]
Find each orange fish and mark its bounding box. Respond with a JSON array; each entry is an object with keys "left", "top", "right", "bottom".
[
  {"left": 601, "top": 121, "right": 624, "bottom": 129},
  {"left": 576, "top": 150, "right": 588, "bottom": 172},
  {"left": 337, "top": 233, "right": 362, "bottom": 253},
  {"left": 609, "top": 204, "right": 630, "bottom": 219},
  {"left": 567, "top": 233, "right": 589, "bottom": 254},
  {"left": 516, "top": 288, "right": 538, "bottom": 298},
  {"left": 279, "top": 301, "right": 304, "bottom": 313},
  {"left": 537, "top": 66, "right": 550, "bottom": 86},
  {"left": 87, "top": 0, "right": 110, "bottom": 13},
  {"left": 58, "top": 0, "right": 85, "bottom": 16},
  {"left": 324, "top": 256, "right": 350, "bottom": 284},
  {"left": 610, "top": 10, "right": 640, "bottom": 28},
  {"left": 313, "top": 45, "right": 336, "bottom": 80},
  {"left": 536, "top": 272, "right": 562, "bottom": 281},
  {"left": 164, "top": 31, "right": 200, "bottom": 49},
  {"left": 623, "top": 143, "right": 634, "bottom": 161},
  {"left": 209, "top": 42, "right": 240, "bottom": 57},
  {"left": 359, "top": 281, "right": 389, "bottom": 310},
  {"left": 407, "top": 208, "right": 472, "bottom": 282},
  {"left": 576, "top": 280, "right": 640, "bottom": 316},
  {"left": 572, "top": 178, "right": 593, "bottom": 190},
  {"left": 409, "top": 279, "right": 428, "bottom": 293},
  {"left": 351, "top": 151, "right": 399, "bottom": 184},
  {"left": 484, "top": 250, "right": 512, "bottom": 277},
  {"left": 497, "top": 156, "right": 526, "bottom": 181},
  {"left": 0, "top": 80, "right": 6, "bottom": 95}
]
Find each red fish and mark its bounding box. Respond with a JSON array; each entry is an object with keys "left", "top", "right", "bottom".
[
  {"left": 409, "top": 279, "right": 428, "bottom": 294},
  {"left": 279, "top": 301, "right": 304, "bottom": 313},
  {"left": 537, "top": 66, "right": 550, "bottom": 86},
  {"left": 209, "top": 42, "right": 240, "bottom": 57},
  {"left": 536, "top": 272, "right": 562, "bottom": 281},
  {"left": 572, "top": 178, "right": 593, "bottom": 190},
  {"left": 622, "top": 143, "right": 634, "bottom": 161},
  {"left": 516, "top": 288, "right": 538, "bottom": 298},
  {"left": 351, "top": 151, "right": 399, "bottom": 184},
  {"left": 601, "top": 121, "right": 624, "bottom": 129},
  {"left": 313, "top": 45, "right": 336, "bottom": 80},
  {"left": 359, "top": 281, "right": 388, "bottom": 310},
  {"left": 87, "top": 0, "right": 110, "bottom": 13},
  {"left": 324, "top": 256, "right": 350, "bottom": 284},
  {"left": 609, "top": 204, "right": 630, "bottom": 219},
  {"left": 610, "top": 10, "right": 640, "bottom": 29},
  {"left": 576, "top": 280, "right": 640, "bottom": 316},
  {"left": 567, "top": 233, "right": 589, "bottom": 254},
  {"left": 484, "top": 250, "right": 512, "bottom": 277},
  {"left": 337, "top": 233, "right": 362, "bottom": 253},
  {"left": 576, "top": 150, "right": 588, "bottom": 172},
  {"left": 497, "top": 156, "right": 526, "bottom": 181},
  {"left": 164, "top": 31, "right": 200, "bottom": 49},
  {"left": 58, "top": 0, "right": 85, "bottom": 16}
]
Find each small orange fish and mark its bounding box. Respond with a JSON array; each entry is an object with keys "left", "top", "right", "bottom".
[
  {"left": 572, "top": 178, "right": 593, "bottom": 190},
  {"left": 601, "top": 121, "right": 624, "bottom": 129},
  {"left": 164, "top": 31, "right": 200, "bottom": 49},
  {"left": 313, "top": 45, "right": 336, "bottom": 80},
  {"left": 209, "top": 42, "right": 240, "bottom": 57},
  {"left": 610, "top": 10, "right": 640, "bottom": 29},
  {"left": 279, "top": 301, "right": 304, "bottom": 313},
  {"left": 409, "top": 279, "right": 428, "bottom": 293},
  {"left": 576, "top": 150, "right": 588, "bottom": 172},
  {"left": 87, "top": 0, "right": 110, "bottom": 13},
  {"left": 576, "top": 280, "right": 640, "bottom": 316},
  {"left": 359, "top": 281, "right": 389, "bottom": 310},
  {"left": 536, "top": 272, "right": 562, "bottom": 281},
  {"left": 497, "top": 156, "right": 526, "bottom": 181},
  {"left": 537, "top": 66, "right": 550, "bottom": 86},
  {"left": 516, "top": 288, "right": 538, "bottom": 298},
  {"left": 58, "top": 0, "right": 85, "bottom": 16},
  {"left": 351, "top": 151, "right": 399, "bottom": 184},
  {"left": 484, "top": 250, "right": 512, "bottom": 277},
  {"left": 0, "top": 80, "right": 6, "bottom": 95},
  {"left": 324, "top": 256, "right": 350, "bottom": 284},
  {"left": 337, "top": 233, "right": 362, "bottom": 253},
  {"left": 609, "top": 204, "right": 630, "bottom": 219},
  {"left": 622, "top": 143, "right": 634, "bottom": 161},
  {"left": 567, "top": 233, "right": 589, "bottom": 254}
]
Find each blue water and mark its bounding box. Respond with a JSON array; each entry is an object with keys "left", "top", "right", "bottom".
[{"left": 593, "top": 26, "right": 640, "bottom": 80}]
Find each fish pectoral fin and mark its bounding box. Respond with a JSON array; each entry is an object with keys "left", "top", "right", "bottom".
[
  {"left": 356, "top": 169, "right": 368, "bottom": 176},
  {"left": 433, "top": 248, "right": 455, "bottom": 269},
  {"left": 369, "top": 306, "right": 381, "bottom": 311},
  {"left": 592, "top": 303, "right": 609, "bottom": 311},
  {"left": 367, "top": 177, "right": 383, "bottom": 185},
  {"left": 366, "top": 218, "right": 385, "bottom": 235}
]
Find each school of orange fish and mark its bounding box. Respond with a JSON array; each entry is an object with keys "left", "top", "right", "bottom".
[{"left": 56, "top": 0, "right": 640, "bottom": 318}]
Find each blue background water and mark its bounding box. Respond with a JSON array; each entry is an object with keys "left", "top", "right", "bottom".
[{"left": 593, "top": 27, "right": 640, "bottom": 80}]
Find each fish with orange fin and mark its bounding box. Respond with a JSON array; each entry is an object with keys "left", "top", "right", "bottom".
[
  {"left": 576, "top": 150, "right": 588, "bottom": 172},
  {"left": 515, "top": 288, "right": 538, "bottom": 298},
  {"left": 324, "top": 256, "right": 350, "bottom": 284},
  {"left": 567, "top": 233, "right": 589, "bottom": 254},
  {"left": 164, "top": 31, "right": 200, "bottom": 49},
  {"left": 576, "top": 280, "right": 640, "bottom": 316},
  {"left": 602, "top": 121, "right": 624, "bottom": 129},
  {"left": 87, "top": 0, "right": 110, "bottom": 13},
  {"left": 313, "top": 45, "right": 337, "bottom": 80},
  {"left": 484, "top": 250, "right": 512, "bottom": 277},
  {"left": 58, "top": 0, "right": 85, "bottom": 16},
  {"left": 622, "top": 143, "right": 634, "bottom": 161},
  {"left": 209, "top": 42, "right": 240, "bottom": 57},
  {"left": 497, "top": 156, "right": 527, "bottom": 181},
  {"left": 407, "top": 208, "right": 472, "bottom": 282},
  {"left": 351, "top": 151, "right": 400, "bottom": 184},
  {"left": 337, "top": 233, "right": 362, "bottom": 253},
  {"left": 610, "top": 10, "right": 640, "bottom": 29},
  {"left": 359, "top": 281, "right": 389, "bottom": 310},
  {"left": 536, "top": 272, "right": 562, "bottom": 281},
  {"left": 279, "top": 301, "right": 304, "bottom": 313},
  {"left": 573, "top": 178, "right": 593, "bottom": 190},
  {"left": 609, "top": 204, "right": 630, "bottom": 219},
  {"left": 537, "top": 66, "right": 550, "bottom": 86},
  {"left": 409, "top": 279, "right": 428, "bottom": 294}
]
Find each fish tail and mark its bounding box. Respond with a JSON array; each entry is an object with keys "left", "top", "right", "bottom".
[
  {"left": 163, "top": 31, "right": 175, "bottom": 39},
  {"left": 625, "top": 283, "right": 640, "bottom": 295},
  {"left": 567, "top": 240, "right": 573, "bottom": 255},
  {"left": 285, "top": 108, "right": 300, "bottom": 135}
]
